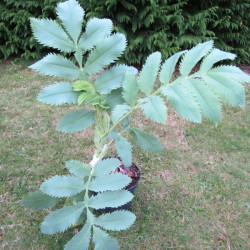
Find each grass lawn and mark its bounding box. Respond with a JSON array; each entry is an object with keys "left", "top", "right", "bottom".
[{"left": 0, "top": 60, "right": 249, "bottom": 249}]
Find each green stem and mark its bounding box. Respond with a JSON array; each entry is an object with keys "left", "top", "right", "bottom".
[
  {"left": 102, "top": 102, "right": 141, "bottom": 139},
  {"left": 83, "top": 99, "right": 143, "bottom": 207},
  {"left": 84, "top": 144, "right": 108, "bottom": 204}
]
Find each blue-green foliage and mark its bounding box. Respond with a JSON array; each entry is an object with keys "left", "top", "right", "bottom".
[
  {"left": 22, "top": 158, "right": 135, "bottom": 250},
  {"left": 21, "top": 191, "right": 59, "bottom": 210}
]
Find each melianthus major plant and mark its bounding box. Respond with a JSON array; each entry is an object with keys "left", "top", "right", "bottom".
[{"left": 21, "top": 0, "right": 250, "bottom": 249}]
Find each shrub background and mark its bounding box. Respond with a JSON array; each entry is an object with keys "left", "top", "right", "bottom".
[{"left": 0, "top": 0, "right": 249, "bottom": 64}]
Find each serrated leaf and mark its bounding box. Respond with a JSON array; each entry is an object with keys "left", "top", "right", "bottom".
[
  {"left": 122, "top": 72, "right": 139, "bottom": 106},
  {"left": 41, "top": 175, "right": 85, "bottom": 198},
  {"left": 30, "top": 18, "right": 75, "bottom": 52},
  {"left": 95, "top": 65, "right": 130, "bottom": 94},
  {"left": 202, "top": 74, "right": 245, "bottom": 107},
  {"left": 111, "top": 104, "right": 131, "bottom": 123},
  {"left": 37, "top": 82, "right": 78, "bottom": 105},
  {"left": 184, "top": 79, "right": 222, "bottom": 122},
  {"left": 88, "top": 173, "right": 131, "bottom": 192},
  {"left": 86, "top": 209, "right": 96, "bottom": 225},
  {"left": 41, "top": 202, "right": 85, "bottom": 234},
  {"left": 130, "top": 128, "right": 163, "bottom": 153},
  {"left": 73, "top": 81, "right": 95, "bottom": 92},
  {"left": 70, "top": 191, "right": 85, "bottom": 205},
  {"left": 126, "top": 66, "right": 138, "bottom": 76},
  {"left": 93, "top": 158, "right": 121, "bottom": 176},
  {"left": 30, "top": 53, "right": 80, "bottom": 79},
  {"left": 75, "top": 48, "right": 83, "bottom": 66},
  {"left": 66, "top": 160, "right": 91, "bottom": 177},
  {"left": 121, "top": 116, "right": 130, "bottom": 128},
  {"left": 77, "top": 92, "right": 102, "bottom": 105},
  {"left": 93, "top": 226, "right": 119, "bottom": 250},
  {"left": 140, "top": 96, "right": 167, "bottom": 123},
  {"left": 115, "top": 135, "right": 132, "bottom": 167},
  {"left": 57, "top": 109, "right": 95, "bottom": 133},
  {"left": 159, "top": 50, "right": 186, "bottom": 84},
  {"left": 64, "top": 222, "right": 91, "bottom": 250},
  {"left": 89, "top": 190, "right": 133, "bottom": 209},
  {"left": 21, "top": 191, "right": 59, "bottom": 210},
  {"left": 56, "top": 0, "right": 84, "bottom": 43},
  {"left": 200, "top": 48, "right": 236, "bottom": 72},
  {"left": 79, "top": 18, "right": 113, "bottom": 51},
  {"left": 180, "top": 41, "right": 213, "bottom": 76},
  {"left": 107, "top": 131, "right": 118, "bottom": 140},
  {"left": 94, "top": 210, "right": 136, "bottom": 231},
  {"left": 105, "top": 88, "right": 124, "bottom": 110},
  {"left": 138, "top": 52, "right": 162, "bottom": 95},
  {"left": 161, "top": 83, "right": 202, "bottom": 122},
  {"left": 207, "top": 65, "right": 250, "bottom": 83},
  {"left": 85, "top": 34, "right": 126, "bottom": 75}
]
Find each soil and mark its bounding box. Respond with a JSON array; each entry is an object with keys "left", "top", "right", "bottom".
[
  {"left": 105, "top": 156, "right": 140, "bottom": 189},
  {"left": 114, "top": 161, "right": 140, "bottom": 189},
  {"left": 239, "top": 64, "right": 250, "bottom": 75}
]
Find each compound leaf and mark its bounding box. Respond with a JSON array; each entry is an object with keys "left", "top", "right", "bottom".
[
  {"left": 140, "top": 96, "right": 167, "bottom": 123},
  {"left": 21, "top": 191, "right": 59, "bottom": 210},
  {"left": 73, "top": 81, "right": 95, "bottom": 92},
  {"left": 105, "top": 88, "right": 124, "bottom": 110},
  {"left": 95, "top": 65, "right": 132, "bottom": 94},
  {"left": 202, "top": 74, "right": 245, "bottom": 107},
  {"left": 77, "top": 92, "right": 102, "bottom": 106},
  {"left": 85, "top": 34, "right": 126, "bottom": 75},
  {"left": 37, "top": 82, "right": 78, "bottom": 105},
  {"left": 207, "top": 65, "right": 250, "bottom": 84},
  {"left": 200, "top": 49, "right": 236, "bottom": 72},
  {"left": 138, "top": 52, "right": 161, "bottom": 95},
  {"left": 180, "top": 41, "right": 213, "bottom": 76},
  {"left": 41, "top": 175, "right": 85, "bottom": 198},
  {"left": 94, "top": 210, "right": 136, "bottom": 231},
  {"left": 57, "top": 109, "right": 96, "bottom": 133},
  {"left": 130, "top": 127, "right": 163, "bottom": 153},
  {"left": 115, "top": 135, "right": 132, "bottom": 167},
  {"left": 30, "top": 18, "right": 75, "bottom": 52},
  {"left": 111, "top": 104, "right": 131, "bottom": 123},
  {"left": 93, "top": 158, "right": 121, "bottom": 176},
  {"left": 41, "top": 202, "right": 85, "bottom": 234},
  {"left": 161, "top": 83, "right": 202, "bottom": 123},
  {"left": 64, "top": 222, "right": 91, "bottom": 250},
  {"left": 184, "top": 79, "right": 222, "bottom": 122},
  {"left": 89, "top": 190, "right": 133, "bottom": 209},
  {"left": 88, "top": 173, "right": 131, "bottom": 192},
  {"left": 56, "top": 0, "right": 84, "bottom": 43},
  {"left": 30, "top": 53, "right": 80, "bottom": 79},
  {"left": 66, "top": 160, "right": 91, "bottom": 177},
  {"left": 159, "top": 50, "right": 186, "bottom": 85},
  {"left": 79, "top": 18, "right": 113, "bottom": 51},
  {"left": 122, "top": 72, "right": 139, "bottom": 106},
  {"left": 93, "top": 226, "right": 119, "bottom": 250}
]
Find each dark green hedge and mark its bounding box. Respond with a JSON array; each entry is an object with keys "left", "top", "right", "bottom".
[
  {"left": 0, "top": 0, "right": 249, "bottom": 64},
  {"left": 0, "top": 0, "right": 60, "bottom": 60}
]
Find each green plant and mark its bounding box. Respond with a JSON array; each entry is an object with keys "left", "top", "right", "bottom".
[{"left": 21, "top": 0, "right": 250, "bottom": 249}]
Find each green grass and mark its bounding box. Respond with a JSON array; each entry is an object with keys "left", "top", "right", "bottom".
[{"left": 0, "top": 61, "right": 249, "bottom": 249}]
